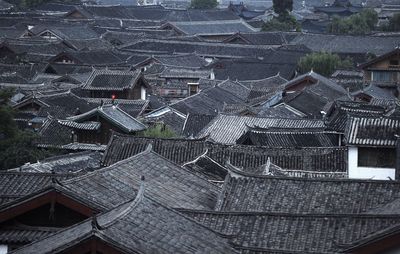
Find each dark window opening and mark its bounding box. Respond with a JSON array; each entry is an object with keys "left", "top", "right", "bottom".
[
  {"left": 390, "top": 59, "right": 399, "bottom": 66},
  {"left": 358, "top": 147, "right": 396, "bottom": 168}
]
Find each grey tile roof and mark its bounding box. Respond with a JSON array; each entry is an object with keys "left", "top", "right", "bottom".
[
  {"left": 153, "top": 53, "right": 209, "bottom": 68},
  {"left": 288, "top": 33, "right": 400, "bottom": 55},
  {"left": 120, "top": 39, "right": 300, "bottom": 58},
  {"left": 217, "top": 79, "right": 251, "bottom": 101},
  {"left": 325, "top": 100, "right": 389, "bottom": 132},
  {"left": 170, "top": 86, "right": 246, "bottom": 116},
  {"left": 83, "top": 97, "right": 149, "bottom": 117},
  {"left": 8, "top": 151, "right": 102, "bottom": 173},
  {"left": 103, "top": 133, "right": 348, "bottom": 172},
  {"left": 1, "top": 38, "right": 70, "bottom": 58},
  {"left": 68, "top": 104, "right": 147, "bottom": 133},
  {"left": 36, "top": 116, "right": 73, "bottom": 148},
  {"left": 196, "top": 114, "right": 326, "bottom": 144},
  {"left": 102, "top": 29, "right": 174, "bottom": 45},
  {"left": 182, "top": 114, "right": 216, "bottom": 137},
  {"left": 11, "top": 193, "right": 237, "bottom": 254},
  {"left": 83, "top": 69, "right": 142, "bottom": 91},
  {"left": 345, "top": 115, "right": 400, "bottom": 147},
  {"left": 68, "top": 5, "right": 240, "bottom": 21},
  {"left": 145, "top": 110, "right": 186, "bottom": 135},
  {"left": 58, "top": 120, "right": 101, "bottom": 130},
  {"left": 103, "top": 134, "right": 207, "bottom": 166},
  {"left": 50, "top": 50, "right": 125, "bottom": 66},
  {"left": 183, "top": 153, "right": 228, "bottom": 182},
  {"left": 240, "top": 74, "right": 288, "bottom": 92},
  {"left": 31, "top": 25, "right": 99, "bottom": 41},
  {"left": 236, "top": 127, "right": 341, "bottom": 147},
  {"left": 0, "top": 172, "right": 76, "bottom": 206},
  {"left": 223, "top": 32, "right": 287, "bottom": 45},
  {"left": 61, "top": 143, "right": 107, "bottom": 151},
  {"left": 210, "top": 55, "right": 303, "bottom": 81},
  {"left": 182, "top": 210, "right": 400, "bottom": 253},
  {"left": 0, "top": 226, "right": 57, "bottom": 245},
  {"left": 160, "top": 67, "right": 211, "bottom": 79},
  {"left": 216, "top": 169, "right": 400, "bottom": 213},
  {"left": 29, "top": 91, "right": 95, "bottom": 120},
  {"left": 164, "top": 20, "right": 257, "bottom": 36},
  {"left": 352, "top": 84, "right": 397, "bottom": 100},
  {"left": 63, "top": 149, "right": 221, "bottom": 210}
]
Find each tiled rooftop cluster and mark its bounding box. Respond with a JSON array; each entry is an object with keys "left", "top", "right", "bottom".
[{"left": 1, "top": 0, "right": 400, "bottom": 253}]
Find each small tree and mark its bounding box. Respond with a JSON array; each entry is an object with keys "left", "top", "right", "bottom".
[
  {"left": 262, "top": 0, "right": 299, "bottom": 32},
  {"left": 328, "top": 9, "right": 378, "bottom": 35},
  {"left": 140, "top": 123, "right": 177, "bottom": 138},
  {"left": 0, "top": 89, "right": 54, "bottom": 170},
  {"left": 272, "top": 0, "right": 293, "bottom": 17},
  {"left": 298, "top": 52, "right": 353, "bottom": 77},
  {"left": 190, "top": 0, "right": 217, "bottom": 9}
]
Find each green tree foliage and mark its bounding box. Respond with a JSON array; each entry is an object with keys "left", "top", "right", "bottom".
[
  {"left": 140, "top": 124, "right": 177, "bottom": 139},
  {"left": 190, "top": 0, "right": 217, "bottom": 9},
  {"left": 298, "top": 52, "right": 354, "bottom": 77},
  {"left": 0, "top": 89, "right": 52, "bottom": 170},
  {"left": 328, "top": 9, "right": 378, "bottom": 35},
  {"left": 272, "top": 0, "right": 293, "bottom": 16},
  {"left": 262, "top": 0, "right": 299, "bottom": 32},
  {"left": 384, "top": 13, "right": 400, "bottom": 31}
]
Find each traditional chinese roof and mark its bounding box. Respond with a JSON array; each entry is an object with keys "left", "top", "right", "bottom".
[
  {"left": 49, "top": 50, "right": 125, "bottom": 66},
  {"left": 344, "top": 115, "right": 400, "bottom": 147},
  {"left": 161, "top": 20, "right": 257, "bottom": 36},
  {"left": 103, "top": 134, "right": 207, "bottom": 166},
  {"left": 183, "top": 152, "right": 228, "bottom": 182},
  {"left": 182, "top": 114, "right": 216, "bottom": 137},
  {"left": 169, "top": 86, "right": 246, "bottom": 116},
  {"left": 58, "top": 120, "right": 101, "bottom": 130},
  {"left": 289, "top": 33, "right": 400, "bottom": 56},
  {"left": 159, "top": 67, "right": 211, "bottom": 79},
  {"left": 120, "top": 39, "right": 306, "bottom": 59},
  {"left": 67, "top": 104, "right": 147, "bottom": 133},
  {"left": 236, "top": 126, "right": 341, "bottom": 147},
  {"left": 182, "top": 210, "right": 400, "bottom": 253},
  {"left": 62, "top": 148, "right": 221, "bottom": 210},
  {"left": 82, "top": 98, "right": 149, "bottom": 117},
  {"left": 197, "top": 114, "right": 326, "bottom": 144},
  {"left": 83, "top": 69, "right": 143, "bottom": 91},
  {"left": 216, "top": 168, "right": 400, "bottom": 213},
  {"left": 223, "top": 31, "right": 286, "bottom": 45},
  {"left": 11, "top": 190, "right": 237, "bottom": 254},
  {"left": 151, "top": 53, "right": 209, "bottom": 68},
  {"left": 103, "top": 133, "right": 347, "bottom": 172},
  {"left": 8, "top": 151, "right": 102, "bottom": 173},
  {"left": 0, "top": 172, "right": 77, "bottom": 205}
]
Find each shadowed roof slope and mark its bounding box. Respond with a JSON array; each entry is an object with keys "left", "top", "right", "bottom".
[
  {"left": 11, "top": 190, "right": 237, "bottom": 254},
  {"left": 63, "top": 148, "right": 220, "bottom": 210}
]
